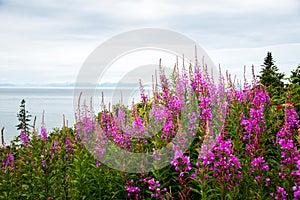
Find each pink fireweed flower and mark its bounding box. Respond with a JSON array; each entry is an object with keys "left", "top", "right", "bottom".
[
  {"left": 171, "top": 95, "right": 181, "bottom": 110},
  {"left": 76, "top": 115, "right": 97, "bottom": 143},
  {"left": 148, "top": 178, "right": 155, "bottom": 185},
  {"left": 265, "top": 178, "right": 270, "bottom": 186},
  {"left": 175, "top": 74, "right": 187, "bottom": 107},
  {"left": 126, "top": 186, "right": 140, "bottom": 193},
  {"left": 96, "top": 160, "right": 101, "bottom": 167},
  {"left": 297, "top": 160, "right": 300, "bottom": 176},
  {"left": 143, "top": 177, "right": 166, "bottom": 198},
  {"left": 132, "top": 110, "right": 146, "bottom": 137},
  {"left": 139, "top": 80, "right": 148, "bottom": 104},
  {"left": 49, "top": 140, "right": 59, "bottom": 158},
  {"left": 187, "top": 112, "right": 198, "bottom": 137},
  {"left": 40, "top": 126, "right": 47, "bottom": 139},
  {"left": 293, "top": 183, "right": 300, "bottom": 199},
  {"left": 20, "top": 130, "right": 28, "bottom": 145},
  {"left": 251, "top": 157, "right": 265, "bottom": 167},
  {"left": 126, "top": 179, "right": 141, "bottom": 198},
  {"left": 171, "top": 148, "right": 192, "bottom": 177},
  {"left": 251, "top": 157, "right": 269, "bottom": 172},
  {"left": 158, "top": 112, "right": 174, "bottom": 139},
  {"left": 192, "top": 70, "right": 208, "bottom": 94},
  {"left": 65, "top": 138, "right": 73, "bottom": 155},
  {"left": 115, "top": 107, "right": 125, "bottom": 128},
  {"left": 195, "top": 135, "right": 242, "bottom": 188},
  {"left": 174, "top": 150, "right": 183, "bottom": 159},
  {"left": 150, "top": 106, "right": 168, "bottom": 122},
  {"left": 240, "top": 86, "right": 268, "bottom": 148},
  {"left": 276, "top": 186, "right": 287, "bottom": 200},
  {"left": 2, "top": 153, "right": 14, "bottom": 169},
  {"left": 239, "top": 86, "right": 272, "bottom": 185},
  {"left": 247, "top": 141, "right": 270, "bottom": 184},
  {"left": 276, "top": 106, "right": 299, "bottom": 192}
]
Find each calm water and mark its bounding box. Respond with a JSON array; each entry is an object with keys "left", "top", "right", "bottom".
[
  {"left": 0, "top": 87, "right": 143, "bottom": 143},
  {"left": 0, "top": 88, "right": 75, "bottom": 143}
]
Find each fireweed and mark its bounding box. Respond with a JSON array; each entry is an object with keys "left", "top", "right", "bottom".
[
  {"left": 193, "top": 135, "right": 242, "bottom": 198},
  {"left": 40, "top": 126, "right": 47, "bottom": 139},
  {"left": 239, "top": 84, "right": 272, "bottom": 192},
  {"left": 1, "top": 64, "right": 300, "bottom": 199},
  {"left": 1, "top": 152, "right": 14, "bottom": 170},
  {"left": 273, "top": 105, "right": 300, "bottom": 199},
  {"left": 20, "top": 130, "right": 29, "bottom": 146}
]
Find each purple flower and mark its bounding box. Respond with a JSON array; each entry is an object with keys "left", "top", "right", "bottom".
[
  {"left": 276, "top": 106, "right": 299, "bottom": 191},
  {"left": 148, "top": 178, "right": 155, "bottom": 185},
  {"left": 2, "top": 153, "right": 14, "bottom": 169},
  {"left": 251, "top": 157, "right": 266, "bottom": 167},
  {"left": 171, "top": 95, "right": 181, "bottom": 110},
  {"left": 40, "top": 127, "right": 47, "bottom": 139},
  {"left": 297, "top": 160, "right": 300, "bottom": 176},
  {"left": 65, "top": 138, "right": 72, "bottom": 155},
  {"left": 170, "top": 159, "right": 179, "bottom": 166},
  {"left": 139, "top": 81, "right": 148, "bottom": 104},
  {"left": 191, "top": 174, "right": 197, "bottom": 178},
  {"left": 20, "top": 130, "right": 28, "bottom": 145},
  {"left": 265, "top": 178, "right": 270, "bottom": 186},
  {"left": 126, "top": 183, "right": 141, "bottom": 198},
  {"left": 126, "top": 186, "right": 140, "bottom": 193},
  {"left": 196, "top": 136, "right": 241, "bottom": 189},
  {"left": 174, "top": 150, "right": 183, "bottom": 159},
  {"left": 293, "top": 183, "right": 300, "bottom": 199},
  {"left": 276, "top": 186, "right": 287, "bottom": 200},
  {"left": 7, "top": 153, "right": 14, "bottom": 162},
  {"left": 49, "top": 140, "right": 59, "bottom": 158},
  {"left": 96, "top": 160, "right": 101, "bottom": 167}
]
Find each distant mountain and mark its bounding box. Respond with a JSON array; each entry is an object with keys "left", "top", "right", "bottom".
[
  {"left": 0, "top": 83, "right": 16, "bottom": 87},
  {"left": 43, "top": 83, "right": 75, "bottom": 87},
  {"left": 0, "top": 82, "right": 151, "bottom": 88},
  {"left": 0, "top": 82, "right": 74, "bottom": 88}
]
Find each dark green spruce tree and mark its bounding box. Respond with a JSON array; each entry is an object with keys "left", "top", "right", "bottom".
[
  {"left": 288, "top": 65, "right": 300, "bottom": 113},
  {"left": 16, "top": 99, "right": 32, "bottom": 135},
  {"left": 289, "top": 65, "right": 300, "bottom": 85},
  {"left": 257, "top": 52, "right": 285, "bottom": 104}
]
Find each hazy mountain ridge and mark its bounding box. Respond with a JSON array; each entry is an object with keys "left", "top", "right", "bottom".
[{"left": 0, "top": 82, "right": 151, "bottom": 88}]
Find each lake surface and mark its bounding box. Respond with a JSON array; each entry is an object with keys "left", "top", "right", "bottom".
[
  {"left": 0, "top": 87, "right": 143, "bottom": 143},
  {"left": 0, "top": 88, "right": 75, "bottom": 143}
]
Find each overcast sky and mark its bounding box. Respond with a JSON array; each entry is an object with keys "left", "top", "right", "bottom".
[{"left": 0, "top": 0, "right": 299, "bottom": 85}]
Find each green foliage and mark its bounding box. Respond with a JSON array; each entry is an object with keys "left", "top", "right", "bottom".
[
  {"left": 258, "top": 52, "right": 285, "bottom": 88},
  {"left": 257, "top": 52, "right": 285, "bottom": 105},
  {"left": 287, "top": 65, "right": 300, "bottom": 113},
  {"left": 0, "top": 95, "right": 299, "bottom": 199},
  {"left": 0, "top": 128, "right": 127, "bottom": 199},
  {"left": 257, "top": 53, "right": 300, "bottom": 115},
  {"left": 289, "top": 65, "right": 300, "bottom": 85},
  {"left": 1, "top": 56, "right": 300, "bottom": 199},
  {"left": 16, "top": 99, "right": 32, "bottom": 135}
]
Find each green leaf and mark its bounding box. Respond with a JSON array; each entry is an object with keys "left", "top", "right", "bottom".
[{"left": 22, "top": 184, "right": 30, "bottom": 190}]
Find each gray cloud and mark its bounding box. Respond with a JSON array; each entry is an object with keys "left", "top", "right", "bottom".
[{"left": 0, "top": 0, "right": 299, "bottom": 85}]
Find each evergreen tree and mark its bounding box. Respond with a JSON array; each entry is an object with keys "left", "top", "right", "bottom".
[
  {"left": 258, "top": 52, "right": 285, "bottom": 88},
  {"left": 289, "top": 65, "right": 300, "bottom": 85},
  {"left": 288, "top": 65, "right": 300, "bottom": 114},
  {"left": 16, "top": 99, "right": 32, "bottom": 134},
  {"left": 257, "top": 52, "right": 285, "bottom": 102}
]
